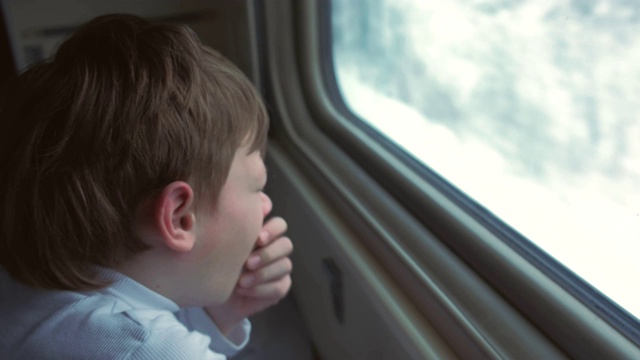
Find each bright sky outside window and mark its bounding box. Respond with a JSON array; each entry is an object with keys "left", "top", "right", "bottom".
[{"left": 331, "top": 0, "right": 640, "bottom": 320}]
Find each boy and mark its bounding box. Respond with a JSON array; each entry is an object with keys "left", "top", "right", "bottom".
[{"left": 0, "top": 14, "right": 293, "bottom": 359}]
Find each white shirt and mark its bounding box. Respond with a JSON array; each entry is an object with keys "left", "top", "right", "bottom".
[{"left": 0, "top": 268, "right": 250, "bottom": 359}]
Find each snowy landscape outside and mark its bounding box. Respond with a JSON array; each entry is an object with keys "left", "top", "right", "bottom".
[{"left": 332, "top": 0, "right": 640, "bottom": 319}]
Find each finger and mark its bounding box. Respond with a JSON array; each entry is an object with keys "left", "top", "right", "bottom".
[
  {"left": 239, "top": 257, "right": 293, "bottom": 288},
  {"left": 246, "top": 236, "right": 293, "bottom": 270},
  {"left": 257, "top": 217, "right": 288, "bottom": 247},
  {"left": 236, "top": 276, "right": 292, "bottom": 299}
]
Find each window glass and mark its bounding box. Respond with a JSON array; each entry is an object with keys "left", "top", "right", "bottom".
[{"left": 332, "top": 0, "right": 640, "bottom": 320}]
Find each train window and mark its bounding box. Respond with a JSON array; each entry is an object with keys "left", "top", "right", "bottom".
[{"left": 331, "top": 0, "right": 640, "bottom": 321}]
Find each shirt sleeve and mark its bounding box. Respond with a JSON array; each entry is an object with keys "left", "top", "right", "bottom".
[{"left": 175, "top": 307, "right": 251, "bottom": 357}]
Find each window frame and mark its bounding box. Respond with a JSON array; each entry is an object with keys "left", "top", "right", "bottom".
[{"left": 259, "top": 0, "right": 640, "bottom": 357}]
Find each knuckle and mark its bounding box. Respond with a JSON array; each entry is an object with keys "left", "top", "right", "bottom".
[
  {"left": 282, "top": 237, "right": 294, "bottom": 254},
  {"left": 253, "top": 271, "right": 264, "bottom": 283},
  {"left": 278, "top": 277, "right": 292, "bottom": 295},
  {"left": 260, "top": 251, "right": 272, "bottom": 264},
  {"left": 282, "top": 258, "right": 293, "bottom": 273},
  {"left": 269, "top": 217, "right": 288, "bottom": 235},
  {"left": 279, "top": 218, "right": 288, "bottom": 233}
]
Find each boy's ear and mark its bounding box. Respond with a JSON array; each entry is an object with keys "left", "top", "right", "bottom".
[{"left": 155, "top": 181, "right": 197, "bottom": 253}]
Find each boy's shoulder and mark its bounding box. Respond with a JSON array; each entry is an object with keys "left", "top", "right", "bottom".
[
  {"left": 0, "top": 269, "right": 148, "bottom": 358},
  {"left": 0, "top": 269, "right": 215, "bottom": 359}
]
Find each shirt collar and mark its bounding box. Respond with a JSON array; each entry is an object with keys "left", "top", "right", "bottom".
[{"left": 95, "top": 267, "right": 180, "bottom": 313}]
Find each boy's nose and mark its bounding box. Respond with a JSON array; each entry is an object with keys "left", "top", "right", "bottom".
[{"left": 261, "top": 192, "right": 273, "bottom": 218}]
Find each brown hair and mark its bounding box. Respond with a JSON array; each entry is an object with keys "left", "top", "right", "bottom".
[{"left": 0, "top": 14, "right": 269, "bottom": 290}]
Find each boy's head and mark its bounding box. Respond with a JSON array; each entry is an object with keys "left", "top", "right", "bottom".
[{"left": 0, "top": 14, "right": 269, "bottom": 291}]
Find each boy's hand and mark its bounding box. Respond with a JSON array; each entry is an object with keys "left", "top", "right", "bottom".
[
  {"left": 236, "top": 216, "right": 293, "bottom": 302},
  {"left": 205, "top": 216, "right": 293, "bottom": 336}
]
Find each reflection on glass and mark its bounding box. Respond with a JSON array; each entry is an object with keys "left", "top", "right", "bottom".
[{"left": 332, "top": 0, "right": 640, "bottom": 319}]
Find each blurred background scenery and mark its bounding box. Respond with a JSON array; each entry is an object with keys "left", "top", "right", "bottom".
[{"left": 332, "top": 0, "right": 640, "bottom": 319}]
